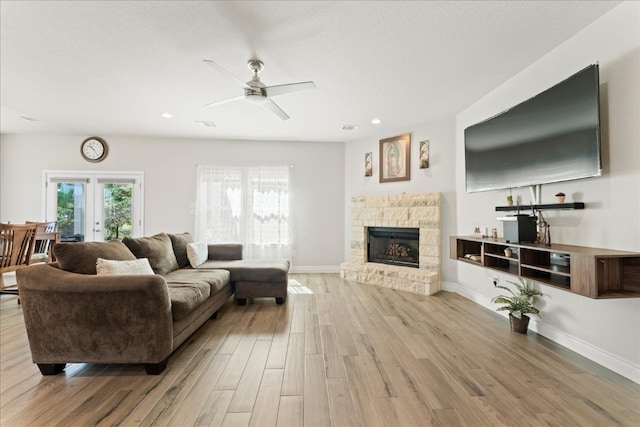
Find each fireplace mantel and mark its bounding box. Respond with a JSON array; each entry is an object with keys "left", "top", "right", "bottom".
[{"left": 340, "top": 193, "right": 441, "bottom": 295}]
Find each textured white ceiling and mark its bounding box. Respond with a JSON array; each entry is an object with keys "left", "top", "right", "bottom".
[{"left": 0, "top": 1, "right": 621, "bottom": 142}]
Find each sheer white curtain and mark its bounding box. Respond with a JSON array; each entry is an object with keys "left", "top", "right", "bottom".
[{"left": 195, "top": 165, "right": 291, "bottom": 259}]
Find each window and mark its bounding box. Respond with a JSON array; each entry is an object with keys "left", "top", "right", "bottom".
[{"left": 195, "top": 165, "right": 291, "bottom": 259}]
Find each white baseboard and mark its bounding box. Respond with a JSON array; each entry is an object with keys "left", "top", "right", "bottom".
[
  {"left": 441, "top": 281, "right": 640, "bottom": 384},
  {"left": 290, "top": 266, "right": 341, "bottom": 274}
]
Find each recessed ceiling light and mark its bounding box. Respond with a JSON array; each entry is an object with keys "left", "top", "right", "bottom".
[
  {"left": 161, "top": 113, "right": 173, "bottom": 119},
  {"left": 371, "top": 118, "right": 382, "bottom": 125},
  {"left": 341, "top": 124, "right": 360, "bottom": 131},
  {"left": 196, "top": 120, "right": 216, "bottom": 128}
]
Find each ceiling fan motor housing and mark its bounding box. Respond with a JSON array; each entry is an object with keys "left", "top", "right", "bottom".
[
  {"left": 244, "top": 78, "right": 266, "bottom": 103},
  {"left": 248, "top": 59, "right": 264, "bottom": 74}
]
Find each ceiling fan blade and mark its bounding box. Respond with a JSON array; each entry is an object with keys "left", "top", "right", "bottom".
[
  {"left": 203, "top": 59, "right": 250, "bottom": 89},
  {"left": 204, "top": 95, "right": 244, "bottom": 108},
  {"left": 264, "top": 81, "right": 316, "bottom": 97},
  {"left": 262, "top": 98, "right": 290, "bottom": 120}
]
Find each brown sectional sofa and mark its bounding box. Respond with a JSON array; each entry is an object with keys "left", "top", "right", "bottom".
[{"left": 16, "top": 232, "right": 289, "bottom": 375}]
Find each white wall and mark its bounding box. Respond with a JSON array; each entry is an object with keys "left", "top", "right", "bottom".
[
  {"left": 344, "top": 117, "right": 457, "bottom": 281},
  {"left": 455, "top": 2, "right": 640, "bottom": 382},
  {"left": 0, "top": 135, "right": 345, "bottom": 271}
]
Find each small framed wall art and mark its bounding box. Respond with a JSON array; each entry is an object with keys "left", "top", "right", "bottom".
[
  {"left": 364, "top": 152, "right": 373, "bottom": 176},
  {"left": 379, "top": 133, "right": 411, "bottom": 183},
  {"left": 419, "top": 140, "right": 430, "bottom": 169}
]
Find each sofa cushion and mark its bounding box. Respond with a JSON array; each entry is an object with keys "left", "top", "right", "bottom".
[
  {"left": 164, "top": 268, "right": 230, "bottom": 294},
  {"left": 122, "top": 233, "right": 179, "bottom": 275},
  {"left": 168, "top": 232, "right": 194, "bottom": 268},
  {"left": 96, "top": 258, "right": 155, "bottom": 276},
  {"left": 166, "top": 281, "right": 211, "bottom": 321},
  {"left": 186, "top": 241, "right": 208, "bottom": 268},
  {"left": 53, "top": 240, "right": 137, "bottom": 275},
  {"left": 196, "top": 259, "right": 290, "bottom": 282},
  {"left": 207, "top": 244, "right": 243, "bottom": 260}
]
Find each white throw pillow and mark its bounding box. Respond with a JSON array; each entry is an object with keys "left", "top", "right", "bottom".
[
  {"left": 186, "top": 241, "right": 208, "bottom": 267},
  {"left": 96, "top": 258, "right": 155, "bottom": 276}
]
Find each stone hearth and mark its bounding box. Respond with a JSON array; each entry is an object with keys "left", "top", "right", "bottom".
[{"left": 340, "top": 193, "right": 441, "bottom": 295}]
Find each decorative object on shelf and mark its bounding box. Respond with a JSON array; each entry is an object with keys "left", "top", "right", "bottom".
[
  {"left": 380, "top": 133, "right": 411, "bottom": 183},
  {"left": 491, "top": 278, "right": 542, "bottom": 334},
  {"left": 419, "top": 140, "right": 429, "bottom": 169},
  {"left": 492, "top": 228, "right": 498, "bottom": 239},
  {"left": 473, "top": 226, "right": 483, "bottom": 237},
  {"left": 464, "top": 253, "right": 481, "bottom": 262},
  {"left": 506, "top": 189, "right": 513, "bottom": 206},
  {"left": 504, "top": 247, "right": 512, "bottom": 257},
  {"left": 555, "top": 192, "right": 566, "bottom": 203},
  {"left": 544, "top": 224, "right": 551, "bottom": 246},
  {"left": 80, "top": 137, "right": 108, "bottom": 163},
  {"left": 364, "top": 152, "right": 373, "bottom": 177}
]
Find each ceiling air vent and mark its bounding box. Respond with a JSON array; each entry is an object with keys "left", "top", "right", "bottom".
[
  {"left": 341, "top": 124, "right": 360, "bottom": 131},
  {"left": 196, "top": 121, "right": 216, "bottom": 128}
]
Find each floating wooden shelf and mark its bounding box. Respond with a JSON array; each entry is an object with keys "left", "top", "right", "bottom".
[
  {"left": 495, "top": 202, "right": 585, "bottom": 212},
  {"left": 450, "top": 236, "right": 640, "bottom": 299}
]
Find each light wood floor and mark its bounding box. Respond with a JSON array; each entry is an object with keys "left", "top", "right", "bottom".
[{"left": 1, "top": 273, "right": 639, "bottom": 426}]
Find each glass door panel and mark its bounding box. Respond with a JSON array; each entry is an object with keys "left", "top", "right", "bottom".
[
  {"left": 50, "top": 180, "right": 89, "bottom": 242},
  {"left": 99, "top": 182, "right": 133, "bottom": 242}
]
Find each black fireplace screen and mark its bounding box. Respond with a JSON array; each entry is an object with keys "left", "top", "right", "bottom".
[{"left": 367, "top": 227, "right": 419, "bottom": 268}]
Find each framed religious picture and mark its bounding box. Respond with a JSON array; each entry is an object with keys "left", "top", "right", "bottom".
[{"left": 379, "top": 133, "right": 411, "bottom": 183}]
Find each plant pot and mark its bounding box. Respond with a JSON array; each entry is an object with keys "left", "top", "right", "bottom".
[
  {"left": 555, "top": 195, "right": 565, "bottom": 203},
  {"left": 509, "top": 314, "right": 530, "bottom": 334}
]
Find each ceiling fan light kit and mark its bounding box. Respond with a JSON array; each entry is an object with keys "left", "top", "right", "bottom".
[{"left": 203, "top": 58, "right": 316, "bottom": 120}]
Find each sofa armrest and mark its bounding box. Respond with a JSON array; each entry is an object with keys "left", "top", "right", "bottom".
[
  {"left": 207, "top": 243, "right": 243, "bottom": 260},
  {"left": 17, "top": 264, "right": 173, "bottom": 365}
]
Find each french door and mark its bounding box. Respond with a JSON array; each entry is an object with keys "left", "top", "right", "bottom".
[{"left": 44, "top": 171, "right": 144, "bottom": 242}]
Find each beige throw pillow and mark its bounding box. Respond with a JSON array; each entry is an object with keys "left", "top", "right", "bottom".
[
  {"left": 96, "top": 258, "right": 155, "bottom": 276},
  {"left": 186, "top": 242, "right": 208, "bottom": 267}
]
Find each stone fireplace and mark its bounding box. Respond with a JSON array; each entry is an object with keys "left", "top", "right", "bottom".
[{"left": 340, "top": 193, "right": 441, "bottom": 295}]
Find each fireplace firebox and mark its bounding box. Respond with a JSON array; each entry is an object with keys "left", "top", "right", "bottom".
[{"left": 367, "top": 227, "right": 419, "bottom": 268}]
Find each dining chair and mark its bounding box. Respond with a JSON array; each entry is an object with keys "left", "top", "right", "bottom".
[
  {"left": 0, "top": 222, "right": 38, "bottom": 295},
  {"left": 27, "top": 221, "right": 60, "bottom": 263}
]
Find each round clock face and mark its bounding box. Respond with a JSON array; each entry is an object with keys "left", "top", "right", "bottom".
[{"left": 81, "top": 137, "right": 108, "bottom": 162}]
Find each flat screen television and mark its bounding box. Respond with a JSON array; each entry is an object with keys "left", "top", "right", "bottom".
[{"left": 464, "top": 64, "right": 602, "bottom": 193}]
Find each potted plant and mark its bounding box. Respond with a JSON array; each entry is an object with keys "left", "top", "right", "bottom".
[
  {"left": 491, "top": 278, "right": 542, "bottom": 334},
  {"left": 555, "top": 192, "right": 566, "bottom": 203},
  {"left": 506, "top": 189, "right": 513, "bottom": 206}
]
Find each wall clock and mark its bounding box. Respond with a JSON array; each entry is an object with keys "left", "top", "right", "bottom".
[{"left": 80, "top": 137, "right": 108, "bottom": 162}]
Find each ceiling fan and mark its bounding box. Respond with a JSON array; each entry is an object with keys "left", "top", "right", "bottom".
[{"left": 203, "top": 59, "right": 316, "bottom": 120}]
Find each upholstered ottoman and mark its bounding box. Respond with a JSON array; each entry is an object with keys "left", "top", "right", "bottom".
[{"left": 197, "top": 258, "right": 290, "bottom": 305}]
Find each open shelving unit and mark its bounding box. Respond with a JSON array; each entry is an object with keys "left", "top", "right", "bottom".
[{"left": 450, "top": 236, "right": 640, "bottom": 299}]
